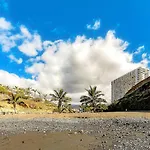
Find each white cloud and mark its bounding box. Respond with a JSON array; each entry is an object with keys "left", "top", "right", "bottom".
[
  {"left": 0, "top": 70, "right": 37, "bottom": 89},
  {"left": 25, "top": 30, "right": 145, "bottom": 103},
  {"left": 0, "top": 33, "right": 16, "bottom": 52},
  {"left": 87, "top": 20, "right": 101, "bottom": 30},
  {"left": 142, "top": 53, "right": 147, "bottom": 59},
  {"left": 0, "top": 17, "right": 149, "bottom": 104},
  {"left": 0, "top": 17, "right": 12, "bottom": 30},
  {"left": 18, "top": 34, "right": 43, "bottom": 56},
  {"left": 0, "top": 17, "right": 19, "bottom": 52},
  {"left": 0, "top": 18, "right": 42, "bottom": 56},
  {"left": 20, "top": 25, "right": 32, "bottom": 39},
  {"left": 140, "top": 53, "right": 150, "bottom": 67},
  {"left": 134, "top": 45, "right": 145, "bottom": 54},
  {"left": 8, "top": 54, "right": 23, "bottom": 64},
  {"left": 140, "top": 58, "right": 149, "bottom": 67},
  {"left": 27, "top": 56, "right": 41, "bottom": 63}
]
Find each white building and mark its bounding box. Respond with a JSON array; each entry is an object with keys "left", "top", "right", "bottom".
[{"left": 111, "top": 67, "right": 150, "bottom": 103}]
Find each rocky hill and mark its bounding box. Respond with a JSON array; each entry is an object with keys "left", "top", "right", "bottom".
[
  {"left": 0, "top": 84, "right": 56, "bottom": 114},
  {"left": 108, "top": 78, "right": 150, "bottom": 111}
]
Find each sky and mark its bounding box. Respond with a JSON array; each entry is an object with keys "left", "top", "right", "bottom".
[{"left": 0, "top": 0, "right": 150, "bottom": 104}]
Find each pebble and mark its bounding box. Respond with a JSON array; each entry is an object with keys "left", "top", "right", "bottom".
[{"left": 0, "top": 117, "right": 149, "bottom": 149}]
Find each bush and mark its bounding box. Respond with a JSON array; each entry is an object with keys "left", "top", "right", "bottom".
[
  {"left": 95, "top": 104, "right": 108, "bottom": 112},
  {"left": 32, "top": 97, "right": 43, "bottom": 102},
  {"left": 53, "top": 108, "right": 59, "bottom": 113},
  {"left": 0, "top": 86, "right": 9, "bottom": 94}
]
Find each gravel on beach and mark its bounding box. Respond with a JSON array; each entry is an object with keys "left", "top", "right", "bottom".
[{"left": 0, "top": 117, "right": 150, "bottom": 150}]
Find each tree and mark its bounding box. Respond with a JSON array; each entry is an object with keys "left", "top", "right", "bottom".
[
  {"left": 80, "top": 86, "right": 106, "bottom": 112},
  {"left": 25, "top": 87, "right": 31, "bottom": 96},
  {"left": 43, "top": 94, "right": 48, "bottom": 101},
  {"left": 50, "top": 89, "right": 71, "bottom": 113},
  {"left": 6, "top": 91, "right": 21, "bottom": 114},
  {"left": 80, "top": 103, "right": 91, "bottom": 112},
  {"left": 94, "top": 104, "right": 108, "bottom": 112},
  {"left": 61, "top": 97, "right": 72, "bottom": 113}
]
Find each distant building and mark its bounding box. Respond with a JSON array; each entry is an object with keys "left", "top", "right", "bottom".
[{"left": 111, "top": 67, "right": 150, "bottom": 103}]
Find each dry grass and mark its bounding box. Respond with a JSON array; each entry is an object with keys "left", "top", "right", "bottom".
[
  {"left": 0, "top": 112, "right": 150, "bottom": 119},
  {"left": 0, "top": 99, "right": 56, "bottom": 114}
]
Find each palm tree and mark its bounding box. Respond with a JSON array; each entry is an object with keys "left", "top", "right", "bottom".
[
  {"left": 61, "top": 97, "right": 72, "bottom": 113},
  {"left": 11, "top": 93, "right": 21, "bottom": 113},
  {"left": 5, "top": 92, "right": 21, "bottom": 114},
  {"left": 43, "top": 94, "right": 47, "bottom": 101},
  {"left": 50, "top": 89, "right": 70, "bottom": 113},
  {"left": 80, "top": 86, "right": 106, "bottom": 112},
  {"left": 25, "top": 87, "right": 31, "bottom": 96}
]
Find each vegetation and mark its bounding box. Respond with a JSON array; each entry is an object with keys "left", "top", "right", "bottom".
[
  {"left": 0, "top": 83, "right": 110, "bottom": 114},
  {"left": 80, "top": 104, "right": 91, "bottom": 112},
  {"left": 0, "top": 85, "right": 9, "bottom": 94},
  {"left": 11, "top": 94, "right": 20, "bottom": 113},
  {"left": 61, "top": 97, "right": 72, "bottom": 113},
  {"left": 0, "top": 85, "right": 57, "bottom": 114},
  {"left": 6, "top": 91, "right": 21, "bottom": 113},
  {"left": 80, "top": 86, "right": 107, "bottom": 112},
  {"left": 50, "top": 89, "right": 72, "bottom": 113}
]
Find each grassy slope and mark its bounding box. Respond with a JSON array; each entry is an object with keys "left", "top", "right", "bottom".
[{"left": 0, "top": 94, "right": 56, "bottom": 114}]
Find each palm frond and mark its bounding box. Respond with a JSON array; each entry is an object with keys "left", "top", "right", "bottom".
[
  {"left": 51, "top": 97, "right": 58, "bottom": 101},
  {"left": 93, "top": 86, "right": 97, "bottom": 93},
  {"left": 96, "top": 98, "right": 107, "bottom": 103},
  {"left": 94, "top": 93, "right": 104, "bottom": 99},
  {"left": 95, "top": 90, "right": 102, "bottom": 95},
  {"left": 59, "top": 89, "right": 64, "bottom": 96},
  {"left": 50, "top": 93, "right": 58, "bottom": 99},
  {"left": 15, "top": 95, "right": 20, "bottom": 102},
  {"left": 54, "top": 90, "right": 60, "bottom": 98},
  {"left": 60, "top": 91, "right": 67, "bottom": 99},
  {"left": 80, "top": 95, "right": 91, "bottom": 103}
]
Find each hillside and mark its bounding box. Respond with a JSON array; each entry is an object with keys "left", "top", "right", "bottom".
[
  {"left": 0, "top": 84, "right": 56, "bottom": 114},
  {"left": 109, "top": 78, "right": 150, "bottom": 111}
]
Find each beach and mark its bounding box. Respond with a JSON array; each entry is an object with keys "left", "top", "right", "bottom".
[{"left": 0, "top": 113, "right": 150, "bottom": 150}]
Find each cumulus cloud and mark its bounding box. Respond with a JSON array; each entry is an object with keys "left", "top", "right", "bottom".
[
  {"left": 140, "top": 53, "right": 150, "bottom": 67},
  {"left": 18, "top": 34, "right": 43, "bottom": 56},
  {"left": 25, "top": 30, "right": 146, "bottom": 103},
  {"left": 0, "top": 17, "right": 149, "bottom": 104},
  {"left": 20, "top": 25, "right": 32, "bottom": 39},
  {"left": 87, "top": 20, "right": 101, "bottom": 30},
  {"left": 0, "top": 33, "right": 16, "bottom": 52},
  {"left": 134, "top": 45, "right": 145, "bottom": 54},
  {"left": 0, "top": 17, "right": 42, "bottom": 55},
  {"left": 142, "top": 53, "right": 147, "bottom": 59},
  {"left": 0, "top": 70, "right": 37, "bottom": 89},
  {"left": 8, "top": 54, "right": 23, "bottom": 64},
  {"left": 0, "top": 17, "right": 12, "bottom": 30},
  {"left": 0, "top": 17, "right": 16, "bottom": 52}
]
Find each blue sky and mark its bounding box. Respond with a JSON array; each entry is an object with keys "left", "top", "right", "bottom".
[{"left": 0, "top": 0, "right": 150, "bottom": 103}]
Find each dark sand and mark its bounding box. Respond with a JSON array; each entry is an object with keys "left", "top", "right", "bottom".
[
  {"left": 1, "top": 113, "right": 150, "bottom": 149},
  {"left": 0, "top": 132, "right": 96, "bottom": 150}
]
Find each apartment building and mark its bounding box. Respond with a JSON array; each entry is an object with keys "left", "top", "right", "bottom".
[{"left": 111, "top": 67, "right": 150, "bottom": 103}]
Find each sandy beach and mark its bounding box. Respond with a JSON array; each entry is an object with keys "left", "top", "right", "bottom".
[
  {"left": 0, "top": 112, "right": 150, "bottom": 150},
  {"left": 0, "top": 131, "right": 95, "bottom": 150}
]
